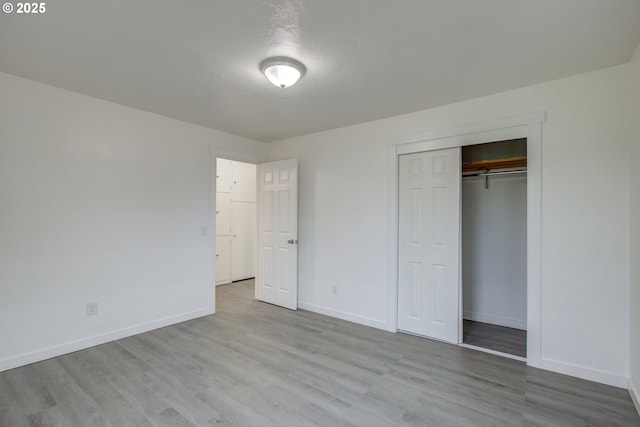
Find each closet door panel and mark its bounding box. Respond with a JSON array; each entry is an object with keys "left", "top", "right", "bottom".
[
  {"left": 398, "top": 148, "right": 460, "bottom": 344},
  {"left": 216, "top": 158, "right": 232, "bottom": 193},
  {"left": 215, "top": 192, "right": 232, "bottom": 236},
  {"left": 231, "top": 161, "right": 257, "bottom": 202},
  {"left": 231, "top": 201, "right": 257, "bottom": 281},
  {"left": 215, "top": 236, "right": 232, "bottom": 285}
]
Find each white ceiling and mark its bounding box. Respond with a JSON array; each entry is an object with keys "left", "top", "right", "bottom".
[{"left": 1, "top": 1, "right": 639, "bottom": 142}]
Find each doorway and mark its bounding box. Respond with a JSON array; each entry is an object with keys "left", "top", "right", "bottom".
[
  {"left": 460, "top": 139, "right": 527, "bottom": 359},
  {"left": 396, "top": 138, "right": 528, "bottom": 360},
  {"left": 211, "top": 155, "right": 300, "bottom": 313},
  {"left": 214, "top": 158, "right": 257, "bottom": 302},
  {"left": 388, "top": 113, "right": 544, "bottom": 367}
]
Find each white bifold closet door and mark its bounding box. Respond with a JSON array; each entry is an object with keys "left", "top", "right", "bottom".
[{"left": 398, "top": 148, "right": 460, "bottom": 343}]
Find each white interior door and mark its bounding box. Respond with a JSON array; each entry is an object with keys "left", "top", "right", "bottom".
[
  {"left": 257, "top": 159, "right": 298, "bottom": 310},
  {"left": 398, "top": 148, "right": 460, "bottom": 343}
]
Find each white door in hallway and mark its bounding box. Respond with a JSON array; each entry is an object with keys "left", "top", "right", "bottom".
[
  {"left": 398, "top": 148, "right": 460, "bottom": 343},
  {"left": 257, "top": 159, "right": 298, "bottom": 310}
]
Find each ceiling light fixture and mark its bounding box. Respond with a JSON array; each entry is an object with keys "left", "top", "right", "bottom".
[{"left": 260, "top": 57, "right": 306, "bottom": 88}]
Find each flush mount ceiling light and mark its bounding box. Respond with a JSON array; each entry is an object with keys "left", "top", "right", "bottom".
[{"left": 260, "top": 57, "right": 306, "bottom": 88}]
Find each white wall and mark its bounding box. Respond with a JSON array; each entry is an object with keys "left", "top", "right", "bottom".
[
  {"left": 269, "top": 64, "right": 631, "bottom": 387},
  {"left": 0, "top": 72, "right": 266, "bottom": 371},
  {"left": 0, "top": 60, "right": 635, "bottom": 391},
  {"left": 629, "top": 44, "right": 640, "bottom": 411},
  {"left": 462, "top": 174, "right": 527, "bottom": 330}
]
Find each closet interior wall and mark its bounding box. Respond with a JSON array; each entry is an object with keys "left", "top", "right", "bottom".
[
  {"left": 462, "top": 140, "right": 528, "bottom": 331},
  {"left": 215, "top": 158, "right": 257, "bottom": 285}
]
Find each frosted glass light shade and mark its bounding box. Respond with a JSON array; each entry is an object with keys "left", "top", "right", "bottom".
[
  {"left": 264, "top": 64, "right": 301, "bottom": 88},
  {"left": 260, "top": 57, "right": 305, "bottom": 88}
]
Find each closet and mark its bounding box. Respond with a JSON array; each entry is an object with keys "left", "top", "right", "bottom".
[
  {"left": 397, "top": 138, "right": 527, "bottom": 358},
  {"left": 215, "top": 158, "right": 257, "bottom": 285},
  {"left": 461, "top": 139, "right": 527, "bottom": 357}
]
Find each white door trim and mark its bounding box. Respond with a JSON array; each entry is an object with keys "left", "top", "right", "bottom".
[{"left": 387, "top": 112, "right": 544, "bottom": 368}]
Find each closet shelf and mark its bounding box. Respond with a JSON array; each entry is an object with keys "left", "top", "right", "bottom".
[{"left": 462, "top": 156, "right": 527, "bottom": 172}]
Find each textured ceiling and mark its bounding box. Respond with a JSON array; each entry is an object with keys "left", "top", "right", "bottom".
[{"left": 1, "top": 1, "right": 639, "bottom": 142}]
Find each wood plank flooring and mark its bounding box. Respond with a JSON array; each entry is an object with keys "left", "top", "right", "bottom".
[
  {"left": 1, "top": 279, "right": 638, "bottom": 426},
  {"left": 463, "top": 319, "right": 527, "bottom": 357}
]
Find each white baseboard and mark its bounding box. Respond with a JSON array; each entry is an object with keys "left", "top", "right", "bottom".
[
  {"left": 463, "top": 311, "right": 526, "bottom": 330},
  {"left": 0, "top": 307, "right": 213, "bottom": 373},
  {"left": 629, "top": 378, "right": 640, "bottom": 416},
  {"left": 540, "top": 357, "right": 628, "bottom": 388},
  {"left": 298, "top": 302, "right": 388, "bottom": 331}
]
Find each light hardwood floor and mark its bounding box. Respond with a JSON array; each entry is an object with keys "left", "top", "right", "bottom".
[{"left": 1, "top": 279, "right": 638, "bottom": 426}]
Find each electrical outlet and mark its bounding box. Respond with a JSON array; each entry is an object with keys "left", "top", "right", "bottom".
[
  {"left": 86, "top": 302, "right": 98, "bottom": 316},
  {"left": 332, "top": 285, "right": 337, "bottom": 295}
]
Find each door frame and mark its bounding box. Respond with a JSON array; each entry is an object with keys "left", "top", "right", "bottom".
[
  {"left": 386, "top": 112, "right": 544, "bottom": 368},
  {"left": 208, "top": 148, "right": 262, "bottom": 314}
]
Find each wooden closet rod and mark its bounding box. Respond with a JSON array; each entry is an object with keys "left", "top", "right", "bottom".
[
  {"left": 462, "top": 156, "right": 527, "bottom": 173},
  {"left": 462, "top": 169, "right": 527, "bottom": 177}
]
